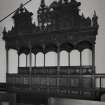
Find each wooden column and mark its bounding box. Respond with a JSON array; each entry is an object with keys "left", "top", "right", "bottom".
[
  {"left": 6, "top": 48, "right": 9, "bottom": 74},
  {"left": 29, "top": 48, "right": 32, "bottom": 88},
  {"left": 34, "top": 54, "right": 36, "bottom": 67},
  {"left": 100, "top": 77, "right": 102, "bottom": 89},
  {"left": 44, "top": 53, "right": 45, "bottom": 67},
  {"left": 92, "top": 43, "right": 95, "bottom": 89},
  {"left": 57, "top": 44, "right": 60, "bottom": 68},
  {"left": 17, "top": 48, "right": 20, "bottom": 73},
  {"left": 17, "top": 50, "right": 20, "bottom": 68},
  {"left": 92, "top": 44, "right": 95, "bottom": 73},
  {"left": 80, "top": 51, "right": 82, "bottom": 67},
  {"left": 29, "top": 48, "right": 32, "bottom": 71},
  {"left": 68, "top": 52, "right": 70, "bottom": 66},
  {"left": 29, "top": 42, "right": 32, "bottom": 88},
  {"left": 26, "top": 54, "right": 28, "bottom": 67},
  {"left": 79, "top": 50, "right": 82, "bottom": 93},
  {"left": 16, "top": 41, "right": 19, "bottom": 68},
  {"left": 57, "top": 44, "right": 60, "bottom": 90},
  {"left": 43, "top": 45, "right": 46, "bottom": 67}
]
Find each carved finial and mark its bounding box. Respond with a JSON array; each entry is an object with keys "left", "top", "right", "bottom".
[
  {"left": 58, "top": 0, "right": 63, "bottom": 4},
  {"left": 12, "top": 26, "right": 14, "bottom": 30},
  {"left": 19, "top": 4, "right": 24, "bottom": 13},
  {"left": 92, "top": 10, "right": 98, "bottom": 27},
  {"left": 3, "top": 27, "right": 6, "bottom": 32},
  {"left": 38, "top": 0, "right": 48, "bottom": 30},
  {"left": 20, "top": 3, "right": 24, "bottom": 8},
  {"left": 71, "top": 0, "right": 75, "bottom": 2},
  {"left": 2, "top": 27, "right": 7, "bottom": 35},
  {"left": 71, "top": 0, "right": 81, "bottom": 6},
  {"left": 34, "top": 22, "right": 36, "bottom": 26},
  {"left": 40, "top": 0, "right": 46, "bottom": 8},
  {"left": 93, "top": 10, "right": 96, "bottom": 17},
  {"left": 49, "top": 1, "right": 58, "bottom": 8},
  {"left": 64, "top": 0, "right": 68, "bottom": 4},
  {"left": 81, "top": 12, "right": 84, "bottom": 18}
]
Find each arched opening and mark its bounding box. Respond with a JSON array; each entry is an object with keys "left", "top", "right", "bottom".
[
  {"left": 60, "top": 50, "right": 68, "bottom": 66},
  {"left": 70, "top": 50, "right": 80, "bottom": 66},
  {"left": 45, "top": 51, "right": 57, "bottom": 66},
  {"left": 82, "top": 49, "right": 92, "bottom": 66},
  {"left": 9, "top": 49, "right": 18, "bottom": 73},
  {"left": 20, "top": 53, "right": 26, "bottom": 67},
  {"left": 36, "top": 52, "right": 44, "bottom": 67}
]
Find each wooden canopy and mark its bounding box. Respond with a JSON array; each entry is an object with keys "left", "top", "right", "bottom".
[{"left": 2, "top": 0, "right": 99, "bottom": 54}]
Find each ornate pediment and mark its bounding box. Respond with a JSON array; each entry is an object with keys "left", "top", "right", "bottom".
[
  {"left": 37, "top": 0, "right": 98, "bottom": 31},
  {"left": 11, "top": 4, "right": 35, "bottom": 33},
  {"left": 2, "top": 0, "right": 99, "bottom": 50}
]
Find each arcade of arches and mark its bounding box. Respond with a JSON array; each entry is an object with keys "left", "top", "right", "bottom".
[{"left": 8, "top": 49, "right": 92, "bottom": 73}]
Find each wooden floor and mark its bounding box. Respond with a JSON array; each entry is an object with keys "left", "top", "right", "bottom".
[
  {"left": 1, "top": 91, "right": 105, "bottom": 105},
  {"left": 1, "top": 98, "right": 105, "bottom": 105},
  {"left": 48, "top": 98, "right": 105, "bottom": 105}
]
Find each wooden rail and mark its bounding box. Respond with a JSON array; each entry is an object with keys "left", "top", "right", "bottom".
[{"left": 18, "top": 66, "right": 93, "bottom": 75}]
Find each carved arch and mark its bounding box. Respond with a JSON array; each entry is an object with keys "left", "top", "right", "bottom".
[
  {"left": 60, "top": 42, "right": 74, "bottom": 52},
  {"left": 76, "top": 41, "right": 92, "bottom": 51}
]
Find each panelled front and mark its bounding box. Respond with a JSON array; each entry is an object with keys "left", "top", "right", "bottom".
[{"left": 7, "top": 74, "right": 93, "bottom": 93}]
